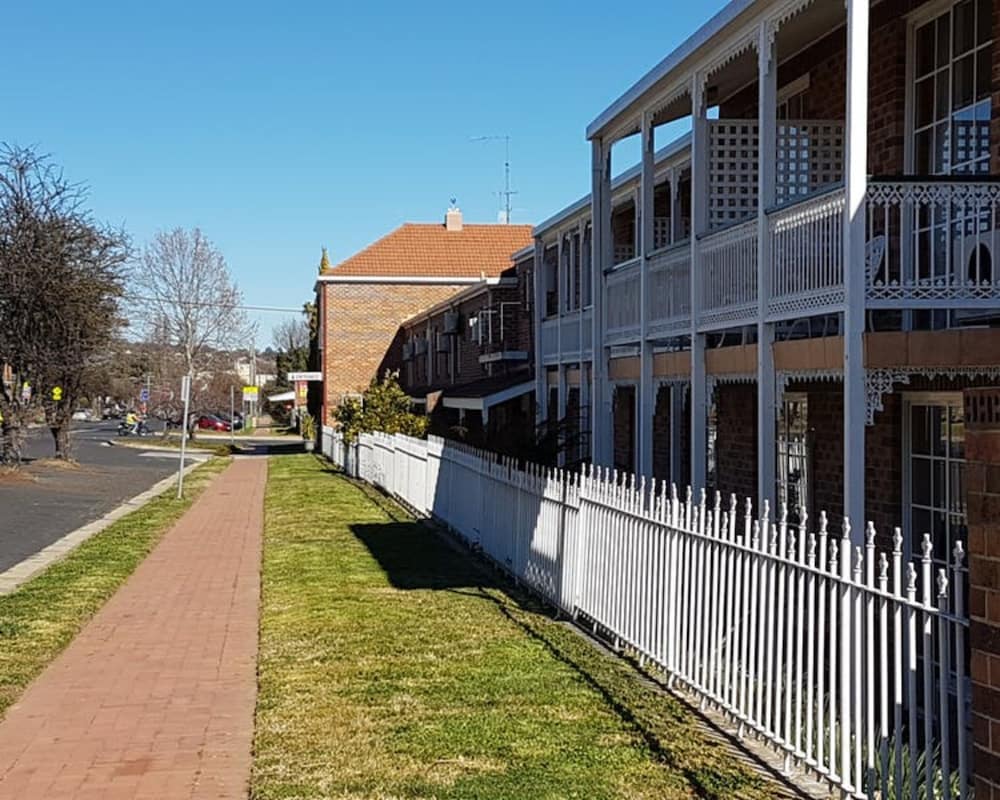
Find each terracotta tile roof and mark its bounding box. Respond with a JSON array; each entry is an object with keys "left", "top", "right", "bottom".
[{"left": 324, "top": 223, "right": 533, "bottom": 279}]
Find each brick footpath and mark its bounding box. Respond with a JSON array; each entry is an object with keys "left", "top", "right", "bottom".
[{"left": 0, "top": 457, "right": 266, "bottom": 800}]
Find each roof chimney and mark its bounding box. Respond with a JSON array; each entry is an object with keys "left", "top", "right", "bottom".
[{"left": 445, "top": 201, "right": 463, "bottom": 232}]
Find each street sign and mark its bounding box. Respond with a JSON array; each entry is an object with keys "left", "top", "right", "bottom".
[
  {"left": 51, "top": 386, "right": 63, "bottom": 402},
  {"left": 286, "top": 371, "right": 322, "bottom": 382},
  {"left": 181, "top": 375, "right": 191, "bottom": 403},
  {"left": 242, "top": 385, "right": 259, "bottom": 402},
  {"left": 139, "top": 387, "right": 150, "bottom": 403}
]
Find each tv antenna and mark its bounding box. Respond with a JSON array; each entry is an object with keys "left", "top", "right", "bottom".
[{"left": 471, "top": 134, "right": 517, "bottom": 223}]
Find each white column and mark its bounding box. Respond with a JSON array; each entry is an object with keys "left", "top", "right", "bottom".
[
  {"left": 557, "top": 365, "right": 568, "bottom": 466},
  {"left": 556, "top": 234, "right": 564, "bottom": 363},
  {"left": 669, "top": 167, "right": 682, "bottom": 245},
  {"left": 757, "top": 21, "right": 778, "bottom": 513},
  {"left": 533, "top": 238, "right": 547, "bottom": 425},
  {"left": 690, "top": 73, "right": 709, "bottom": 492},
  {"left": 591, "top": 138, "right": 612, "bottom": 466},
  {"left": 843, "top": 0, "right": 869, "bottom": 544},
  {"left": 638, "top": 112, "right": 656, "bottom": 478}
]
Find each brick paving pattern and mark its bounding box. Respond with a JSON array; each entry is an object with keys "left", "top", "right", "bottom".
[{"left": 0, "top": 457, "right": 266, "bottom": 799}]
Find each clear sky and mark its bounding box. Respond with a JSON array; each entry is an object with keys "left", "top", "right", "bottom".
[{"left": 2, "top": 0, "right": 727, "bottom": 340}]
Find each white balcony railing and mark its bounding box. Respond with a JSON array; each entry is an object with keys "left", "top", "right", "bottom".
[
  {"left": 648, "top": 243, "right": 691, "bottom": 337},
  {"left": 768, "top": 186, "right": 846, "bottom": 319},
  {"left": 699, "top": 219, "right": 758, "bottom": 329},
  {"left": 866, "top": 179, "right": 1000, "bottom": 309},
  {"left": 605, "top": 258, "right": 641, "bottom": 344}
]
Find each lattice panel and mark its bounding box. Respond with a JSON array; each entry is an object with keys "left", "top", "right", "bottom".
[
  {"left": 776, "top": 121, "right": 843, "bottom": 205},
  {"left": 708, "top": 119, "right": 845, "bottom": 230},
  {"left": 709, "top": 120, "right": 759, "bottom": 230}
]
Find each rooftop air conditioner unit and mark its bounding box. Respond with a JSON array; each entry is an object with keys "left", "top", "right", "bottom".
[{"left": 443, "top": 311, "right": 461, "bottom": 334}]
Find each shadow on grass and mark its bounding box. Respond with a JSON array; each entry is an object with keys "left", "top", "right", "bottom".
[{"left": 350, "top": 506, "right": 806, "bottom": 799}]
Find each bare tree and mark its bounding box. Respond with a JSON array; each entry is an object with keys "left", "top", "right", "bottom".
[
  {"left": 272, "top": 310, "right": 310, "bottom": 388},
  {"left": 0, "top": 144, "right": 129, "bottom": 463},
  {"left": 131, "top": 228, "right": 255, "bottom": 398}
]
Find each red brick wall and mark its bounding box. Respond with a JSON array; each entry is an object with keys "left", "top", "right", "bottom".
[
  {"left": 714, "top": 383, "right": 757, "bottom": 502},
  {"left": 613, "top": 385, "right": 636, "bottom": 475},
  {"left": 964, "top": 387, "right": 1000, "bottom": 799},
  {"left": 321, "top": 281, "right": 465, "bottom": 420}
]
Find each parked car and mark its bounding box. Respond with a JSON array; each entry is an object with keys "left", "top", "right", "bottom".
[
  {"left": 71, "top": 409, "right": 95, "bottom": 421},
  {"left": 195, "top": 414, "right": 230, "bottom": 432},
  {"left": 216, "top": 412, "right": 243, "bottom": 431}
]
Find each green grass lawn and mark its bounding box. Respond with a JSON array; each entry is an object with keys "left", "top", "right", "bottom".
[
  {"left": 254, "top": 455, "right": 774, "bottom": 800},
  {"left": 0, "top": 456, "right": 230, "bottom": 718}
]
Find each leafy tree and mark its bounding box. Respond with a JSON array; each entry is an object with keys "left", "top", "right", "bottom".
[
  {"left": 334, "top": 371, "right": 428, "bottom": 444},
  {"left": 0, "top": 144, "right": 130, "bottom": 463}
]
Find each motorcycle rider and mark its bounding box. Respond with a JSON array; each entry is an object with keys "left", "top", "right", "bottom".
[{"left": 124, "top": 410, "right": 139, "bottom": 435}]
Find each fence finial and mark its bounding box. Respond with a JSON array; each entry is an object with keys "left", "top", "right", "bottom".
[
  {"left": 854, "top": 545, "right": 863, "bottom": 577},
  {"left": 865, "top": 521, "right": 876, "bottom": 547},
  {"left": 729, "top": 494, "right": 738, "bottom": 515},
  {"left": 787, "top": 529, "right": 797, "bottom": 558},
  {"left": 807, "top": 533, "right": 817, "bottom": 561},
  {"left": 921, "top": 533, "right": 933, "bottom": 561},
  {"left": 779, "top": 502, "right": 788, "bottom": 526},
  {"left": 769, "top": 523, "right": 779, "bottom": 552},
  {"left": 842, "top": 517, "right": 852, "bottom": 542},
  {"left": 937, "top": 568, "right": 949, "bottom": 599},
  {"left": 829, "top": 536, "right": 839, "bottom": 566},
  {"left": 819, "top": 510, "right": 828, "bottom": 536},
  {"left": 878, "top": 552, "right": 889, "bottom": 580},
  {"left": 714, "top": 490, "right": 722, "bottom": 511},
  {"left": 751, "top": 519, "right": 761, "bottom": 547},
  {"left": 906, "top": 562, "right": 917, "bottom": 594},
  {"left": 892, "top": 526, "right": 903, "bottom": 553},
  {"left": 953, "top": 540, "right": 966, "bottom": 568}
]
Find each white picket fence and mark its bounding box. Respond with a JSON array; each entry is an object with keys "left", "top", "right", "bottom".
[{"left": 322, "top": 427, "right": 971, "bottom": 799}]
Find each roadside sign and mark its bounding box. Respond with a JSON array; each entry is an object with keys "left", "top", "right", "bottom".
[
  {"left": 286, "top": 371, "right": 322, "bottom": 382},
  {"left": 139, "top": 387, "right": 150, "bottom": 403},
  {"left": 242, "top": 385, "right": 259, "bottom": 402},
  {"left": 20, "top": 382, "right": 30, "bottom": 403},
  {"left": 51, "top": 386, "right": 63, "bottom": 402},
  {"left": 181, "top": 375, "right": 192, "bottom": 403}
]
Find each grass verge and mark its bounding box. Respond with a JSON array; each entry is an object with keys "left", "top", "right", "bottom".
[
  {"left": 254, "top": 455, "right": 773, "bottom": 800},
  {"left": 0, "top": 455, "right": 230, "bottom": 718}
]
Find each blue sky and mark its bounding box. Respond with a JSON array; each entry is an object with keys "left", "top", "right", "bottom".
[{"left": 1, "top": 1, "right": 726, "bottom": 340}]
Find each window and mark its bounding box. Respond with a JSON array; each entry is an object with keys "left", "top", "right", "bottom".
[
  {"left": 912, "top": 0, "right": 993, "bottom": 176},
  {"left": 904, "top": 395, "right": 966, "bottom": 568}
]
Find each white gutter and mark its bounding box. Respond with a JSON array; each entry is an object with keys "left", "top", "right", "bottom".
[{"left": 316, "top": 275, "right": 493, "bottom": 285}]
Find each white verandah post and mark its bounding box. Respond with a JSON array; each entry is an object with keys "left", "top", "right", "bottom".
[
  {"left": 690, "top": 74, "right": 709, "bottom": 492},
  {"left": 757, "top": 21, "right": 778, "bottom": 513},
  {"left": 591, "top": 138, "right": 613, "bottom": 466},
  {"left": 843, "top": 0, "right": 869, "bottom": 542},
  {"left": 639, "top": 111, "right": 656, "bottom": 478}
]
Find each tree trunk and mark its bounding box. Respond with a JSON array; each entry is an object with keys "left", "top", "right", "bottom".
[
  {"left": 50, "top": 423, "right": 71, "bottom": 460},
  {"left": 1, "top": 420, "right": 24, "bottom": 466}
]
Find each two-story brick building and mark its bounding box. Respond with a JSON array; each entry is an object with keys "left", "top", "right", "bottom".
[
  {"left": 315, "top": 207, "right": 532, "bottom": 424},
  {"left": 383, "top": 246, "right": 536, "bottom": 449},
  {"left": 530, "top": 0, "right": 1000, "bottom": 566}
]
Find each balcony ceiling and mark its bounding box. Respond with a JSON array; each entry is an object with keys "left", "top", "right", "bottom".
[{"left": 596, "top": 0, "right": 849, "bottom": 137}]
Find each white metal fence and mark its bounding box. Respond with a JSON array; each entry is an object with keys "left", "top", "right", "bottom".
[{"left": 322, "top": 428, "right": 971, "bottom": 799}]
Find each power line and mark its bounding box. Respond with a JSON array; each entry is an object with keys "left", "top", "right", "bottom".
[{"left": 122, "top": 293, "right": 305, "bottom": 314}]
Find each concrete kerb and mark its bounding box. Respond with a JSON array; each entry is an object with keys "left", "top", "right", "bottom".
[{"left": 0, "top": 457, "right": 209, "bottom": 596}]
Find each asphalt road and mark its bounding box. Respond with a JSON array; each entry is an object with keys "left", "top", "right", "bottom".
[{"left": 0, "top": 421, "right": 202, "bottom": 575}]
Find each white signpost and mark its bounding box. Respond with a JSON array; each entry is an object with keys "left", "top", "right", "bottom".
[
  {"left": 177, "top": 374, "right": 192, "bottom": 499},
  {"left": 286, "top": 371, "right": 322, "bottom": 382}
]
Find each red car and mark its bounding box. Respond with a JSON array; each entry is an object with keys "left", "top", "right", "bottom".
[{"left": 195, "top": 414, "right": 230, "bottom": 432}]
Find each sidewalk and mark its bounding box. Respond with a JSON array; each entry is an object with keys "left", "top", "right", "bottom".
[{"left": 0, "top": 457, "right": 266, "bottom": 799}]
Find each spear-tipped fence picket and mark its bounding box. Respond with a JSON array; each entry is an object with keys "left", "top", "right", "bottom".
[{"left": 322, "top": 426, "right": 972, "bottom": 799}]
